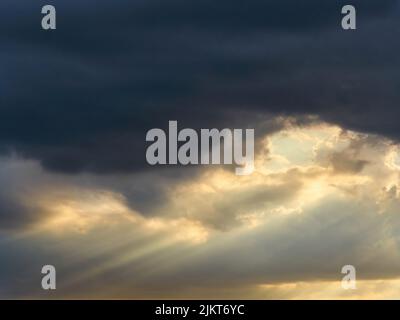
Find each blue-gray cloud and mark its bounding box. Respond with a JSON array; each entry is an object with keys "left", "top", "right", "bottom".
[{"left": 0, "top": 0, "right": 399, "bottom": 173}]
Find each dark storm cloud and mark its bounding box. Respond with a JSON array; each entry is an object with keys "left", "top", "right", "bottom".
[
  {"left": 0, "top": 193, "right": 36, "bottom": 230},
  {"left": 0, "top": 0, "right": 399, "bottom": 173},
  {"left": 0, "top": 161, "right": 42, "bottom": 230}
]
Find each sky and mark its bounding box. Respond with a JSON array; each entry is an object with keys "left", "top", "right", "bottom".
[{"left": 1, "top": 0, "right": 400, "bottom": 299}]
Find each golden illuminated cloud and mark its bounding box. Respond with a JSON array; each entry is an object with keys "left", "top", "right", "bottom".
[{"left": 2, "top": 120, "right": 400, "bottom": 299}]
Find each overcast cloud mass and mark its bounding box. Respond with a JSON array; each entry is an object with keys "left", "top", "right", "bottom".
[{"left": 1, "top": 0, "right": 400, "bottom": 299}]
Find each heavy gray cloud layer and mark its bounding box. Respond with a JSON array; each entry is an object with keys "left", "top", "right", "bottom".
[
  {"left": 2, "top": 1, "right": 400, "bottom": 299},
  {"left": 0, "top": 0, "right": 399, "bottom": 173}
]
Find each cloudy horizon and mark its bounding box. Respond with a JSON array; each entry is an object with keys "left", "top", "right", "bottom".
[{"left": 1, "top": 0, "right": 400, "bottom": 299}]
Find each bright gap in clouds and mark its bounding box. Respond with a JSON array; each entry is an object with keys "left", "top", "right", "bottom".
[{"left": 2, "top": 120, "right": 400, "bottom": 299}]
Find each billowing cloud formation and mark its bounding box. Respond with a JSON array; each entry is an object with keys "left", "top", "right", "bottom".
[
  {"left": 1, "top": 122, "right": 400, "bottom": 298},
  {"left": 2, "top": 0, "right": 400, "bottom": 300}
]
